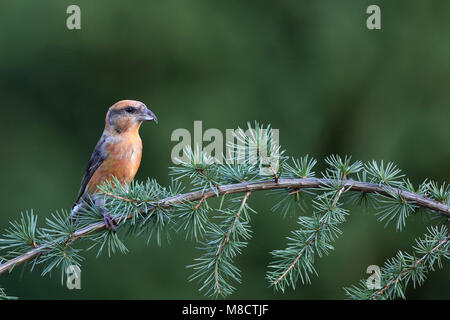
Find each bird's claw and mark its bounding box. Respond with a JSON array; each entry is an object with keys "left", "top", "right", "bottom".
[{"left": 102, "top": 212, "right": 117, "bottom": 231}]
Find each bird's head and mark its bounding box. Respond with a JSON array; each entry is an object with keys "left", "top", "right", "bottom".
[{"left": 105, "top": 100, "right": 157, "bottom": 134}]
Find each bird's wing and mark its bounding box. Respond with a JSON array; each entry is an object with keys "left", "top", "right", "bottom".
[{"left": 74, "top": 134, "right": 108, "bottom": 204}]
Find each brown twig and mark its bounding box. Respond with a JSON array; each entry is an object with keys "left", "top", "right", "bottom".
[
  {"left": 272, "top": 186, "right": 346, "bottom": 286},
  {"left": 197, "top": 169, "right": 220, "bottom": 191},
  {"left": 193, "top": 195, "right": 207, "bottom": 211},
  {"left": 101, "top": 191, "right": 145, "bottom": 204},
  {"left": 214, "top": 191, "right": 251, "bottom": 294},
  {"left": 371, "top": 236, "right": 449, "bottom": 299},
  {"left": 287, "top": 189, "right": 300, "bottom": 196},
  {"left": 268, "top": 165, "right": 279, "bottom": 183}
]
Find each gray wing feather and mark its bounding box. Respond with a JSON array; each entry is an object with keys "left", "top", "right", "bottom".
[{"left": 73, "top": 134, "right": 107, "bottom": 207}]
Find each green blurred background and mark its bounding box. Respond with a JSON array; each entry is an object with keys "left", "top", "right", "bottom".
[{"left": 0, "top": 0, "right": 449, "bottom": 299}]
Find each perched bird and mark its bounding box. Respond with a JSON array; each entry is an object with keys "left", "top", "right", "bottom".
[{"left": 71, "top": 100, "right": 158, "bottom": 229}]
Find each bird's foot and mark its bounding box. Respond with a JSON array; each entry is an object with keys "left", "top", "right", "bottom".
[{"left": 102, "top": 212, "right": 117, "bottom": 231}]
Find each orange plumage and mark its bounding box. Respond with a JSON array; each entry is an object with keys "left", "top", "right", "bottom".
[
  {"left": 86, "top": 127, "right": 143, "bottom": 195},
  {"left": 71, "top": 100, "right": 157, "bottom": 228}
]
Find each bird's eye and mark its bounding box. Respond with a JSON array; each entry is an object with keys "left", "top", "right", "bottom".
[{"left": 125, "top": 107, "right": 136, "bottom": 113}]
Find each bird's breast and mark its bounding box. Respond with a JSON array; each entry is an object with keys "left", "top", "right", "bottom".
[{"left": 87, "top": 134, "right": 143, "bottom": 194}]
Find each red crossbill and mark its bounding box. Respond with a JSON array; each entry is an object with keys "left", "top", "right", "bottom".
[{"left": 71, "top": 100, "right": 158, "bottom": 229}]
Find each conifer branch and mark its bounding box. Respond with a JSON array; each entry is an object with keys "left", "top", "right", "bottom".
[
  {"left": 271, "top": 186, "right": 346, "bottom": 287},
  {"left": 0, "top": 123, "right": 448, "bottom": 299},
  {"left": 0, "top": 178, "right": 448, "bottom": 276},
  {"left": 372, "top": 236, "right": 448, "bottom": 299},
  {"left": 0, "top": 286, "right": 16, "bottom": 300},
  {"left": 344, "top": 225, "right": 450, "bottom": 300},
  {"left": 214, "top": 191, "right": 251, "bottom": 294}
]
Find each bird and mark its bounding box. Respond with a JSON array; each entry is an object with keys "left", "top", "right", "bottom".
[{"left": 71, "top": 100, "right": 158, "bottom": 230}]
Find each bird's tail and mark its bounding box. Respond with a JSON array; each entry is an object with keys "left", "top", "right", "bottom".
[{"left": 70, "top": 202, "right": 83, "bottom": 224}]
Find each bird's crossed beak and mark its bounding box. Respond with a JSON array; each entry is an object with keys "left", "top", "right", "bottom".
[{"left": 140, "top": 106, "right": 158, "bottom": 124}]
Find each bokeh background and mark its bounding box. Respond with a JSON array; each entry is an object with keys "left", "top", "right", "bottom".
[{"left": 0, "top": 0, "right": 449, "bottom": 299}]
